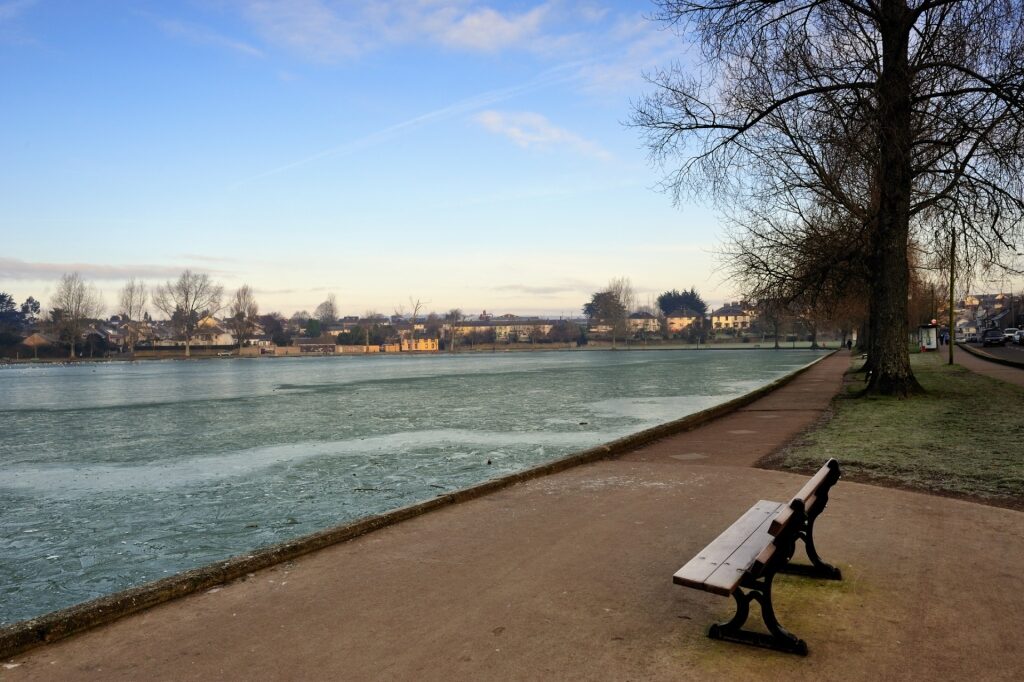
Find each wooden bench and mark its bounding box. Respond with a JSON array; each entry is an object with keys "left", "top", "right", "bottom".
[{"left": 673, "top": 459, "right": 842, "bottom": 655}]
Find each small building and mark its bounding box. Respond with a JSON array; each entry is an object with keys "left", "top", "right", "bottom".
[
  {"left": 666, "top": 308, "right": 703, "bottom": 333},
  {"left": 192, "top": 325, "right": 235, "bottom": 347},
  {"left": 628, "top": 312, "right": 661, "bottom": 333},
  {"left": 401, "top": 338, "right": 439, "bottom": 352},
  {"left": 22, "top": 332, "right": 58, "bottom": 358},
  {"left": 711, "top": 303, "right": 753, "bottom": 330}
]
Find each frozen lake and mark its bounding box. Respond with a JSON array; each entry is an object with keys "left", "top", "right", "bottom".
[{"left": 0, "top": 349, "right": 823, "bottom": 624}]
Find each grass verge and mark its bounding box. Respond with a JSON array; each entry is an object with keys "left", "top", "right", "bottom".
[{"left": 762, "top": 352, "right": 1024, "bottom": 510}]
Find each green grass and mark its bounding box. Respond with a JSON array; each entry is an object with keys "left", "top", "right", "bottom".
[{"left": 770, "top": 352, "right": 1024, "bottom": 507}]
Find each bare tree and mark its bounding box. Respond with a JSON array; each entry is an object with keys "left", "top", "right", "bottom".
[
  {"left": 50, "top": 273, "right": 104, "bottom": 359},
  {"left": 407, "top": 297, "right": 424, "bottom": 343},
  {"left": 315, "top": 294, "right": 339, "bottom": 327},
  {"left": 445, "top": 308, "right": 463, "bottom": 352},
  {"left": 723, "top": 203, "right": 872, "bottom": 352},
  {"left": 226, "top": 285, "right": 259, "bottom": 351},
  {"left": 118, "top": 278, "right": 147, "bottom": 351},
  {"left": 633, "top": 0, "right": 1024, "bottom": 396},
  {"left": 152, "top": 270, "right": 223, "bottom": 358},
  {"left": 607, "top": 277, "right": 635, "bottom": 348}
]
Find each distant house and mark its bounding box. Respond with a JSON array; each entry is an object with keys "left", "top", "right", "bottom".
[
  {"left": 192, "top": 316, "right": 235, "bottom": 346},
  {"left": 979, "top": 309, "right": 1012, "bottom": 330},
  {"left": 121, "top": 320, "right": 155, "bottom": 346},
  {"left": 666, "top": 308, "right": 703, "bottom": 333},
  {"left": 452, "top": 320, "right": 554, "bottom": 342},
  {"left": 628, "top": 311, "right": 660, "bottom": 333},
  {"left": 711, "top": 303, "right": 753, "bottom": 331},
  {"left": 87, "top": 325, "right": 124, "bottom": 348}
]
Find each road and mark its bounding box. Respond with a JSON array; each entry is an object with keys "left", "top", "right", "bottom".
[{"left": 962, "top": 339, "right": 1024, "bottom": 363}]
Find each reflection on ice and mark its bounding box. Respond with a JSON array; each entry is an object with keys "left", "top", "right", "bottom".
[
  {"left": 586, "top": 395, "right": 734, "bottom": 423},
  {"left": 4, "top": 429, "right": 611, "bottom": 494}
]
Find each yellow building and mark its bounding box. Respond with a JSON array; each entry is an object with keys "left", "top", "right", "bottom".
[
  {"left": 666, "top": 309, "right": 703, "bottom": 333},
  {"left": 628, "top": 312, "right": 660, "bottom": 333},
  {"left": 401, "top": 338, "right": 439, "bottom": 352},
  {"left": 711, "top": 303, "right": 753, "bottom": 330}
]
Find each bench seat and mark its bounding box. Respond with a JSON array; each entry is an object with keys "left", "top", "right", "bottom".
[{"left": 673, "top": 500, "right": 784, "bottom": 596}]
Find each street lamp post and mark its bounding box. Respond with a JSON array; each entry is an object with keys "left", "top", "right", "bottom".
[{"left": 948, "top": 226, "right": 956, "bottom": 365}]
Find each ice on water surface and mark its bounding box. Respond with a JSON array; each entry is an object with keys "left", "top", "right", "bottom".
[{"left": 0, "top": 350, "right": 820, "bottom": 624}]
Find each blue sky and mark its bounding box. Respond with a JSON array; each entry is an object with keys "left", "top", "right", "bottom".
[{"left": 1, "top": 0, "right": 733, "bottom": 318}]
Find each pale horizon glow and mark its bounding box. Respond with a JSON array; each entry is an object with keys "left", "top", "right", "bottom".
[{"left": 2, "top": 1, "right": 747, "bottom": 318}]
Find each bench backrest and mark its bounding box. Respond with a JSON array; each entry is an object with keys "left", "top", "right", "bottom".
[{"left": 769, "top": 458, "right": 841, "bottom": 536}]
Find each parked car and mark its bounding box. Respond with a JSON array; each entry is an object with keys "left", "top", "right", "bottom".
[
  {"left": 981, "top": 329, "right": 1006, "bottom": 346},
  {"left": 966, "top": 331, "right": 979, "bottom": 343},
  {"left": 1003, "top": 328, "right": 1019, "bottom": 343},
  {"left": 1015, "top": 329, "right": 1024, "bottom": 345}
]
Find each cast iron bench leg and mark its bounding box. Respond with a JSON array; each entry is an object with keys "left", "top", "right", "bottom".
[
  {"left": 708, "top": 570, "right": 808, "bottom": 656},
  {"left": 777, "top": 484, "right": 843, "bottom": 580},
  {"left": 777, "top": 515, "right": 843, "bottom": 580}
]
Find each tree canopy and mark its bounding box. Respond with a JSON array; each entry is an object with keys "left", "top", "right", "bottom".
[
  {"left": 633, "top": 0, "right": 1024, "bottom": 395},
  {"left": 50, "top": 273, "right": 104, "bottom": 359},
  {"left": 656, "top": 287, "right": 707, "bottom": 317},
  {"left": 152, "top": 270, "right": 223, "bottom": 358}
]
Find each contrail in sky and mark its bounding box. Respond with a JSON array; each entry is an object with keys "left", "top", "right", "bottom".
[{"left": 229, "top": 59, "right": 591, "bottom": 189}]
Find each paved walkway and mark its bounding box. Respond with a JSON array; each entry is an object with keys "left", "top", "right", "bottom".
[
  {"left": 954, "top": 345, "right": 1024, "bottom": 386},
  {"left": 6, "top": 352, "right": 1024, "bottom": 680}
]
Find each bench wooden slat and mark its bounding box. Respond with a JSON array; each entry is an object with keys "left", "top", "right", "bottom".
[
  {"left": 673, "top": 500, "right": 784, "bottom": 596},
  {"left": 793, "top": 465, "right": 831, "bottom": 504},
  {"left": 768, "top": 458, "right": 837, "bottom": 536},
  {"left": 769, "top": 496, "right": 811, "bottom": 537}
]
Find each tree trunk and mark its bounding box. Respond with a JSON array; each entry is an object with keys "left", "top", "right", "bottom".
[
  {"left": 185, "top": 335, "right": 192, "bottom": 358},
  {"left": 856, "top": 319, "right": 869, "bottom": 353},
  {"left": 867, "top": 0, "right": 923, "bottom": 397}
]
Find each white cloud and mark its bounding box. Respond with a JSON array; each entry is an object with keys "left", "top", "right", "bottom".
[
  {"left": 239, "top": 0, "right": 364, "bottom": 61},
  {"left": 233, "top": 0, "right": 564, "bottom": 60},
  {"left": 152, "top": 16, "right": 264, "bottom": 57},
  {"left": 474, "top": 110, "right": 610, "bottom": 159},
  {"left": 0, "top": 0, "right": 36, "bottom": 23},
  {"left": 215, "top": 2, "right": 683, "bottom": 100},
  {"left": 0, "top": 0, "right": 38, "bottom": 44},
  {"left": 437, "top": 5, "right": 548, "bottom": 52},
  {"left": 575, "top": 16, "right": 682, "bottom": 94},
  {"left": 0, "top": 258, "right": 195, "bottom": 281}
]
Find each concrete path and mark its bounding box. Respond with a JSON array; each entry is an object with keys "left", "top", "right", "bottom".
[
  {"left": 954, "top": 345, "right": 1024, "bottom": 387},
  {"left": 6, "top": 352, "right": 1024, "bottom": 681}
]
